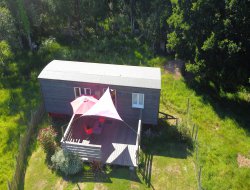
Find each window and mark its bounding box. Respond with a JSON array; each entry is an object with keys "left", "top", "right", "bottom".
[
  {"left": 74, "top": 87, "right": 81, "bottom": 98},
  {"left": 83, "top": 88, "right": 91, "bottom": 95},
  {"left": 132, "top": 93, "right": 144, "bottom": 108},
  {"left": 78, "top": 88, "right": 91, "bottom": 96}
]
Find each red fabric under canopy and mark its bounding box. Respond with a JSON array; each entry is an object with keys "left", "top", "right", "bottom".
[{"left": 82, "top": 88, "right": 123, "bottom": 121}]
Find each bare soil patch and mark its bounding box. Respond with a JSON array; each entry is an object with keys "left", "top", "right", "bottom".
[
  {"left": 237, "top": 153, "right": 250, "bottom": 168},
  {"left": 164, "top": 59, "right": 184, "bottom": 79}
]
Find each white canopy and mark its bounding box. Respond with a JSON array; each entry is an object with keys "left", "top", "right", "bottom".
[{"left": 82, "top": 88, "right": 123, "bottom": 121}]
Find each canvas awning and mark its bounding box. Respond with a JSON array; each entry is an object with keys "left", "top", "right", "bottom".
[
  {"left": 82, "top": 88, "right": 123, "bottom": 121},
  {"left": 71, "top": 95, "right": 98, "bottom": 114}
]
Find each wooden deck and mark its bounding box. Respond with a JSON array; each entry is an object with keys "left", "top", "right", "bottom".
[{"left": 62, "top": 115, "right": 139, "bottom": 167}]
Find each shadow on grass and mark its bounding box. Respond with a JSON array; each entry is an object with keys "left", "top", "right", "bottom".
[
  {"left": 18, "top": 116, "right": 50, "bottom": 190},
  {"left": 58, "top": 165, "right": 142, "bottom": 185},
  {"left": 50, "top": 116, "right": 71, "bottom": 142},
  {"left": 138, "top": 119, "right": 194, "bottom": 189},
  {"left": 183, "top": 76, "right": 250, "bottom": 133},
  {"left": 142, "top": 119, "right": 193, "bottom": 159},
  {"left": 139, "top": 152, "right": 154, "bottom": 189}
]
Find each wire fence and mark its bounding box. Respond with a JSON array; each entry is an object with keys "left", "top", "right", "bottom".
[
  {"left": 185, "top": 98, "right": 202, "bottom": 190},
  {"left": 7, "top": 103, "right": 45, "bottom": 190}
]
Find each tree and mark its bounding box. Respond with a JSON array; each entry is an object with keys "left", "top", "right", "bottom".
[
  {"left": 166, "top": 0, "right": 250, "bottom": 91},
  {"left": 0, "top": 6, "right": 17, "bottom": 47},
  {"left": 0, "top": 40, "right": 13, "bottom": 76},
  {"left": 17, "top": 0, "right": 32, "bottom": 50}
]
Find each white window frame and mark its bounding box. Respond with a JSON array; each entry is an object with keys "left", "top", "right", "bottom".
[
  {"left": 132, "top": 93, "right": 144, "bottom": 109},
  {"left": 74, "top": 87, "right": 81, "bottom": 98},
  {"left": 83, "top": 88, "right": 91, "bottom": 95}
]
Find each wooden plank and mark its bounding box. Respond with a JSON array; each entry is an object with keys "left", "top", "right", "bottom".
[
  {"left": 60, "top": 116, "right": 138, "bottom": 167},
  {"left": 61, "top": 114, "right": 75, "bottom": 142},
  {"left": 63, "top": 146, "right": 101, "bottom": 154},
  {"left": 62, "top": 141, "right": 101, "bottom": 148},
  {"left": 67, "top": 152, "right": 101, "bottom": 159}
]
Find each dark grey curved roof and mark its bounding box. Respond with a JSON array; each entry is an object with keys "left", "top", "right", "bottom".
[{"left": 38, "top": 60, "right": 161, "bottom": 89}]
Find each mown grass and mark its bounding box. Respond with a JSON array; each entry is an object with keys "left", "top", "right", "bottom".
[
  {"left": 24, "top": 123, "right": 197, "bottom": 190},
  {"left": 161, "top": 72, "right": 250, "bottom": 190}
]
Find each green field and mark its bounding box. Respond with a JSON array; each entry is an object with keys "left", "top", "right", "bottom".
[
  {"left": 161, "top": 73, "right": 250, "bottom": 189},
  {"left": 1, "top": 0, "right": 249, "bottom": 188},
  {"left": 24, "top": 124, "right": 197, "bottom": 190},
  {"left": 0, "top": 76, "right": 40, "bottom": 189},
  {"left": 24, "top": 69, "right": 250, "bottom": 189},
  {"left": 1, "top": 50, "right": 249, "bottom": 189}
]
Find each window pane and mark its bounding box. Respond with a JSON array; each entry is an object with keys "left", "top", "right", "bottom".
[
  {"left": 139, "top": 94, "right": 144, "bottom": 105},
  {"left": 74, "top": 87, "right": 81, "bottom": 98},
  {"left": 81, "top": 88, "right": 85, "bottom": 95},
  {"left": 132, "top": 93, "right": 138, "bottom": 105},
  {"left": 85, "top": 88, "right": 91, "bottom": 95}
]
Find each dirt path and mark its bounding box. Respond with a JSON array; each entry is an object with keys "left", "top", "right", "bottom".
[{"left": 164, "top": 59, "right": 184, "bottom": 79}]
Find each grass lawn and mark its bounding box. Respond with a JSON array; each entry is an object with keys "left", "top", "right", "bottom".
[
  {"left": 24, "top": 69, "right": 250, "bottom": 190},
  {"left": 0, "top": 75, "right": 40, "bottom": 189},
  {"left": 2, "top": 47, "right": 249, "bottom": 189},
  {"left": 24, "top": 125, "right": 197, "bottom": 190},
  {"left": 161, "top": 72, "right": 250, "bottom": 189}
]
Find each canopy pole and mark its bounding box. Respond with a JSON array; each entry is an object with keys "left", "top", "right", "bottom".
[{"left": 123, "top": 121, "right": 137, "bottom": 134}]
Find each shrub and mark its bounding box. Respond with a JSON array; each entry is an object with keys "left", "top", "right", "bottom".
[
  {"left": 38, "top": 38, "right": 70, "bottom": 62},
  {"left": 38, "top": 126, "right": 57, "bottom": 159},
  {"left": 51, "top": 149, "right": 82, "bottom": 176},
  {"left": 138, "top": 149, "right": 145, "bottom": 169},
  {"left": 0, "top": 41, "right": 13, "bottom": 77},
  {"left": 90, "top": 161, "right": 103, "bottom": 173}
]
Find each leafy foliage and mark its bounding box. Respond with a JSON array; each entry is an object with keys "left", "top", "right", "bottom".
[
  {"left": 0, "top": 41, "right": 12, "bottom": 65},
  {"left": 38, "top": 126, "right": 57, "bottom": 159},
  {"left": 0, "top": 0, "right": 249, "bottom": 188},
  {"left": 51, "top": 149, "right": 82, "bottom": 176},
  {"left": 38, "top": 38, "right": 70, "bottom": 62},
  {"left": 0, "top": 7, "right": 17, "bottom": 46},
  {"left": 166, "top": 0, "right": 250, "bottom": 90},
  {"left": 0, "top": 40, "right": 13, "bottom": 77},
  {"left": 0, "top": 0, "right": 248, "bottom": 91},
  {"left": 90, "top": 161, "right": 103, "bottom": 173}
]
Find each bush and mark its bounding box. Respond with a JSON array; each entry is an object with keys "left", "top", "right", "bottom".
[
  {"left": 0, "top": 41, "right": 13, "bottom": 77},
  {"left": 38, "top": 38, "right": 70, "bottom": 62},
  {"left": 38, "top": 126, "right": 57, "bottom": 159},
  {"left": 51, "top": 149, "right": 82, "bottom": 176},
  {"left": 90, "top": 161, "right": 103, "bottom": 173}
]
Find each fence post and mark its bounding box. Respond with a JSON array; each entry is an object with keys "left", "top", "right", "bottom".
[
  {"left": 194, "top": 125, "right": 198, "bottom": 142},
  {"left": 191, "top": 124, "right": 195, "bottom": 138},
  {"left": 186, "top": 98, "right": 190, "bottom": 126},
  {"left": 187, "top": 98, "right": 190, "bottom": 113},
  {"left": 176, "top": 118, "right": 179, "bottom": 126},
  {"left": 198, "top": 166, "right": 202, "bottom": 190},
  {"left": 7, "top": 103, "right": 45, "bottom": 190},
  {"left": 196, "top": 141, "right": 198, "bottom": 161},
  {"left": 61, "top": 126, "right": 65, "bottom": 141},
  {"left": 7, "top": 180, "right": 11, "bottom": 190}
]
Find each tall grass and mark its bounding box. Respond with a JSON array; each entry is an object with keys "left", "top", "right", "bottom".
[
  {"left": 0, "top": 71, "right": 40, "bottom": 189},
  {"left": 160, "top": 73, "right": 250, "bottom": 190}
]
